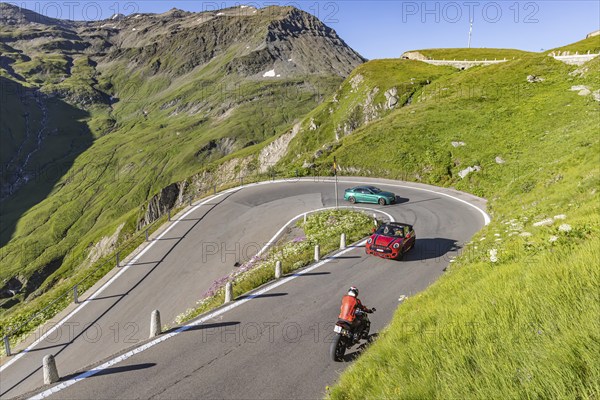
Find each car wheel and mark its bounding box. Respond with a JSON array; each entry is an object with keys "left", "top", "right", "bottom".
[
  {"left": 378, "top": 198, "right": 386, "bottom": 206},
  {"left": 349, "top": 196, "right": 356, "bottom": 204}
]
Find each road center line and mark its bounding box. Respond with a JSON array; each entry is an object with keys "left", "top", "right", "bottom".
[{"left": 28, "top": 207, "right": 394, "bottom": 399}]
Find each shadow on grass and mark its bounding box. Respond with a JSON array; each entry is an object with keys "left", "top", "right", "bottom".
[
  {"left": 342, "top": 333, "right": 379, "bottom": 362},
  {"left": 0, "top": 77, "right": 93, "bottom": 248}
]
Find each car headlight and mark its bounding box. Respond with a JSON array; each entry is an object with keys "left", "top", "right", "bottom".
[
  {"left": 367, "top": 238, "right": 372, "bottom": 244},
  {"left": 393, "top": 243, "right": 400, "bottom": 249}
]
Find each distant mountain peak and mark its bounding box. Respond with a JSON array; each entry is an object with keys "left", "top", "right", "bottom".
[
  {"left": 160, "top": 8, "right": 191, "bottom": 18},
  {"left": 0, "top": 2, "right": 69, "bottom": 26},
  {"left": 0, "top": 3, "right": 364, "bottom": 79}
]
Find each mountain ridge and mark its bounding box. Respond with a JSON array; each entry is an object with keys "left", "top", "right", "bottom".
[{"left": 0, "top": 2, "right": 363, "bottom": 317}]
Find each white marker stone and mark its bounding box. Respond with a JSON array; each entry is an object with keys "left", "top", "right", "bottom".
[
  {"left": 43, "top": 354, "right": 59, "bottom": 384},
  {"left": 150, "top": 310, "right": 161, "bottom": 338}
]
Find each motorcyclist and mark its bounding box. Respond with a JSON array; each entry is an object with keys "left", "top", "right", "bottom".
[{"left": 338, "top": 286, "right": 375, "bottom": 338}]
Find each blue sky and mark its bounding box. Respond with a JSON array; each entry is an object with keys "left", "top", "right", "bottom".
[{"left": 12, "top": 1, "right": 600, "bottom": 59}]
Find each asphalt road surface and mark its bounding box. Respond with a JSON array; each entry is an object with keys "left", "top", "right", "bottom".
[{"left": 0, "top": 178, "right": 487, "bottom": 399}]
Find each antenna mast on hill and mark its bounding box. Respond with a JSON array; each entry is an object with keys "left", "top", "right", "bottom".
[{"left": 468, "top": 18, "right": 473, "bottom": 48}]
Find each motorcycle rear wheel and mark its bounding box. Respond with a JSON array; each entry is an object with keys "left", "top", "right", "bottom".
[{"left": 330, "top": 333, "right": 346, "bottom": 362}]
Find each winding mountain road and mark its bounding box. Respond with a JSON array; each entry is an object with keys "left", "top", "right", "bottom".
[{"left": 0, "top": 177, "right": 488, "bottom": 399}]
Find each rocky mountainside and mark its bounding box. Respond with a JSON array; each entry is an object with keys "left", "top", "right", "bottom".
[
  {"left": 0, "top": 2, "right": 363, "bottom": 196},
  {"left": 0, "top": 3, "right": 363, "bottom": 82},
  {"left": 0, "top": 3, "right": 363, "bottom": 312}
]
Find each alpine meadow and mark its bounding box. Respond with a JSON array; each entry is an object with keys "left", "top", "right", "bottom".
[{"left": 0, "top": 2, "right": 599, "bottom": 399}]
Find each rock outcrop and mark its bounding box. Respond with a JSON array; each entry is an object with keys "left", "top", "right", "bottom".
[
  {"left": 258, "top": 122, "right": 301, "bottom": 172},
  {"left": 86, "top": 223, "right": 125, "bottom": 265},
  {"left": 138, "top": 182, "right": 188, "bottom": 228},
  {"left": 384, "top": 87, "right": 399, "bottom": 109}
]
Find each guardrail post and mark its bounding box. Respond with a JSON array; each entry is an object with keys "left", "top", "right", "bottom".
[
  {"left": 340, "top": 233, "right": 346, "bottom": 250},
  {"left": 73, "top": 285, "right": 79, "bottom": 304},
  {"left": 275, "top": 261, "right": 282, "bottom": 279},
  {"left": 150, "top": 310, "right": 161, "bottom": 338},
  {"left": 314, "top": 245, "right": 320, "bottom": 262},
  {"left": 4, "top": 336, "right": 11, "bottom": 357},
  {"left": 145, "top": 228, "right": 149, "bottom": 242},
  {"left": 43, "top": 354, "right": 59, "bottom": 384},
  {"left": 116, "top": 252, "right": 120, "bottom": 268},
  {"left": 224, "top": 282, "right": 233, "bottom": 303}
]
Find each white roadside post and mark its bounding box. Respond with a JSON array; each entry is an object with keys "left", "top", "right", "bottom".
[
  {"left": 43, "top": 354, "right": 59, "bottom": 384},
  {"left": 340, "top": 233, "right": 346, "bottom": 250},
  {"left": 224, "top": 282, "right": 233, "bottom": 303},
  {"left": 314, "top": 245, "right": 320, "bottom": 262},
  {"left": 275, "top": 261, "right": 282, "bottom": 279},
  {"left": 3, "top": 336, "right": 10, "bottom": 357},
  {"left": 150, "top": 310, "right": 161, "bottom": 338}
]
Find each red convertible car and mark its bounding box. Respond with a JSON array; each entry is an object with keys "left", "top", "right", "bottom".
[{"left": 365, "top": 222, "right": 415, "bottom": 260}]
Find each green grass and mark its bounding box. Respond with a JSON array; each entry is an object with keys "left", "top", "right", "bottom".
[
  {"left": 12, "top": 54, "right": 70, "bottom": 84},
  {"left": 2, "top": 27, "right": 599, "bottom": 396},
  {"left": 279, "top": 59, "right": 456, "bottom": 166},
  {"left": 409, "top": 48, "right": 533, "bottom": 60},
  {"left": 329, "top": 237, "right": 600, "bottom": 399},
  {"left": 315, "top": 49, "right": 600, "bottom": 399},
  {"left": 549, "top": 36, "right": 600, "bottom": 55},
  {"left": 1, "top": 4, "right": 358, "bottom": 336},
  {"left": 0, "top": 57, "right": 341, "bottom": 355}
]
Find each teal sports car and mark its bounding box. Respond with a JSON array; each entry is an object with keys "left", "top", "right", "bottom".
[{"left": 344, "top": 186, "right": 396, "bottom": 206}]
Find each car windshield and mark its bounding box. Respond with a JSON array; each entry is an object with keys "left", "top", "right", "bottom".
[{"left": 376, "top": 225, "right": 405, "bottom": 237}]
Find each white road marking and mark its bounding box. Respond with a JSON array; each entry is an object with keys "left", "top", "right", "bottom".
[
  {"left": 29, "top": 239, "right": 373, "bottom": 399},
  {"left": 0, "top": 189, "right": 236, "bottom": 372},
  {"left": 333, "top": 179, "right": 491, "bottom": 226},
  {"left": 27, "top": 204, "right": 394, "bottom": 399},
  {"left": 4, "top": 177, "right": 487, "bottom": 397}
]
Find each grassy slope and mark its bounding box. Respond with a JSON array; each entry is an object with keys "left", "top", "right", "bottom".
[
  {"left": 549, "top": 36, "right": 600, "bottom": 54},
  {"left": 279, "top": 59, "right": 457, "bottom": 165},
  {"left": 321, "top": 43, "right": 600, "bottom": 398},
  {"left": 0, "top": 41, "right": 340, "bottom": 325},
  {"left": 412, "top": 48, "right": 531, "bottom": 60}
]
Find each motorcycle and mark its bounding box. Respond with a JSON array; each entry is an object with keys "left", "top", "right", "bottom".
[{"left": 330, "top": 308, "right": 375, "bottom": 362}]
